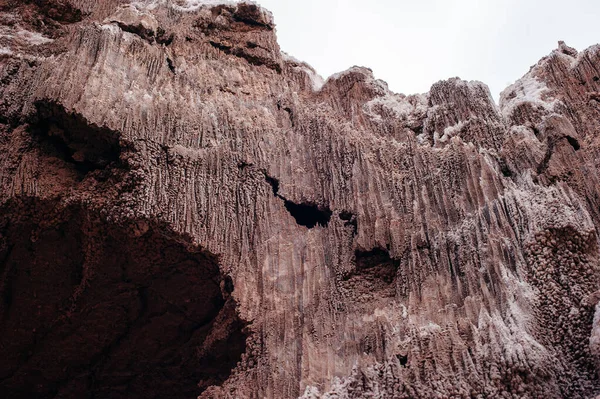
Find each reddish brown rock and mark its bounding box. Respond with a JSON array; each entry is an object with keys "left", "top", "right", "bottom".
[{"left": 0, "top": 1, "right": 600, "bottom": 398}]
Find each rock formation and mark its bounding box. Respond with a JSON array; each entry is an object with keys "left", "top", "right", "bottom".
[{"left": 0, "top": 1, "right": 599, "bottom": 398}]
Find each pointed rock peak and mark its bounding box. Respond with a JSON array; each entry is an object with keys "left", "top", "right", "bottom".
[
  {"left": 324, "top": 66, "right": 388, "bottom": 92},
  {"left": 558, "top": 40, "right": 578, "bottom": 57},
  {"left": 322, "top": 66, "right": 389, "bottom": 102}
]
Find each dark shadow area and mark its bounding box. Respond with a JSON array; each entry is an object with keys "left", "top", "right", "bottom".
[
  {"left": 231, "top": 3, "right": 273, "bottom": 29},
  {"left": 263, "top": 173, "right": 332, "bottom": 228},
  {"left": 112, "top": 21, "right": 155, "bottom": 42},
  {"left": 497, "top": 158, "right": 513, "bottom": 178},
  {"left": 283, "top": 200, "right": 332, "bottom": 229},
  {"left": 566, "top": 136, "right": 580, "bottom": 151},
  {"left": 339, "top": 211, "right": 358, "bottom": 235},
  {"left": 0, "top": 200, "right": 247, "bottom": 399},
  {"left": 166, "top": 57, "right": 176, "bottom": 74},
  {"left": 264, "top": 174, "right": 279, "bottom": 197},
  {"left": 396, "top": 354, "right": 408, "bottom": 367},
  {"left": 0, "top": 0, "right": 83, "bottom": 24},
  {"left": 353, "top": 248, "right": 399, "bottom": 284},
  {"left": 30, "top": 101, "right": 121, "bottom": 176},
  {"left": 338, "top": 247, "right": 400, "bottom": 308},
  {"left": 156, "top": 28, "right": 174, "bottom": 46},
  {"left": 108, "top": 21, "right": 172, "bottom": 46}
]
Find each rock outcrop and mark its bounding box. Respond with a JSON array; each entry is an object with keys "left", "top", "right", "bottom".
[{"left": 1, "top": 1, "right": 600, "bottom": 398}]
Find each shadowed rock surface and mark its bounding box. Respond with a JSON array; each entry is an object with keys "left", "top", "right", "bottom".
[{"left": 0, "top": 1, "right": 600, "bottom": 398}]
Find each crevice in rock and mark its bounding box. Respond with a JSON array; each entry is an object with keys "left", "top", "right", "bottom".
[
  {"left": 110, "top": 23, "right": 173, "bottom": 47},
  {"left": 208, "top": 40, "right": 281, "bottom": 73},
  {"left": 282, "top": 107, "right": 294, "bottom": 127},
  {"left": 0, "top": 200, "right": 248, "bottom": 399},
  {"left": 29, "top": 101, "right": 122, "bottom": 177},
  {"left": 566, "top": 136, "right": 580, "bottom": 151},
  {"left": 166, "top": 57, "right": 175, "bottom": 74},
  {"left": 264, "top": 174, "right": 280, "bottom": 197},
  {"left": 209, "top": 40, "right": 232, "bottom": 53},
  {"left": 396, "top": 354, "right": 408, "bottom": 367},
  {"left": 499, "top": 159, "right": 513, "bottom": 178},
  {"left": 412, "top": 125, "right": 424, "bottom": 136},
  {"left": 275, "top": 101, "right": 295, "bottom": 127},
  {"left": 263, "top": 173, "right": 332, "bottom": 228},
  {"left": 112, "top": 21, "right": 155, "bottom": 43},
  {"left": 231, "top": 47, "right": 282, "bottom": 73},
  {"left": 339, "top": 211, "right": 358, "bottom": 235}
]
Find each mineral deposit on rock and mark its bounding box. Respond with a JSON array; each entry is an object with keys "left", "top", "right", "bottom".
[{"left": 0, "top": 1, "right": 600, "bottom": 398}]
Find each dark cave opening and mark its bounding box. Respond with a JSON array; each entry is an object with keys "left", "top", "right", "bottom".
[
  {"left": 500, "top": 165, "right": 513, "bottom": 177},
  {"left": 263, "top": 173, "right": 332, "bottom": 228},
  {"left": 566, "top": 136, "right": 581, "bottom": 151},
  {"left": 396, "top": 354, "right": 408, "bottom": 367},
  {"left": 351, "top": 248, "right": 399, "bottom": 284},
  {"left": 0, "top": 201, "right": 247, "bottom": 399},
  {"left": 283, "top": 200, "right": 332, "bottom": 228},
  {"left": 498, "top": 158, "right": 513, "bottom": 178}
]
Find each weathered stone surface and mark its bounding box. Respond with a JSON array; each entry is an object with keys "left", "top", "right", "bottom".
[{"left": 0, "top": 1, "right": 599, "bottom": 398}]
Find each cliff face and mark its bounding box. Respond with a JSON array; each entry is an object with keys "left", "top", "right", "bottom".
[{"left": 1, "top": 1, "right": 600, "bottom": 398}]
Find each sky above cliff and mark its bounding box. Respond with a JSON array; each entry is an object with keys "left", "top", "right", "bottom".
[{"left": 257, "top": 0, "right": 600, "bottom": 102}]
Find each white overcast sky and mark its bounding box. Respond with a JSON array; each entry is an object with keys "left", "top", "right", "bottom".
[{"left": 256, "top": 0, "right": 600, "bottom": 102}]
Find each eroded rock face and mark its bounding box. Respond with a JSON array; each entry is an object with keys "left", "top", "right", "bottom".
[{"left": 0, "top": 1, "right": 600, "bottom": 398}]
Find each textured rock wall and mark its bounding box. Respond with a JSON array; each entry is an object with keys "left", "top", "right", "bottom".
[{"left": 0, "top": 1, "right": 599, "bottom": 398}]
